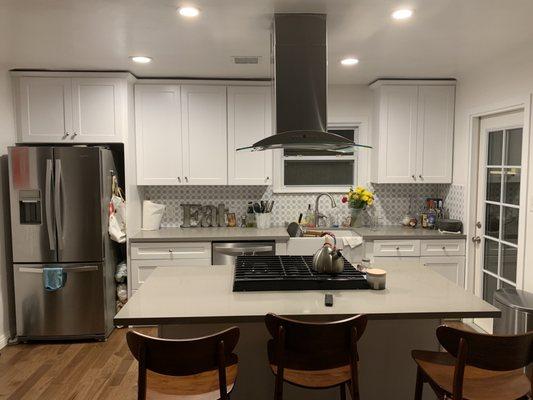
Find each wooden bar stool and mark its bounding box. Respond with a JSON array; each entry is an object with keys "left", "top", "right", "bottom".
[
  {"left": 126, "top": 327, "right": 240, "bottom": 400},
  {"left": 265, "top": 313, "right": 368, "bottom": 400},
  {"left": 412, "top": 324, "right": 533, "bottom": 400}
]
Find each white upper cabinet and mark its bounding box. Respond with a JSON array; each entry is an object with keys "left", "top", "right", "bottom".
[
  {"left": 374, "top": 85, "right": 418, "bottom": 183},
  {"left": 17, "top": 76, "right": 126, "bottom": 143},
  {"left": 18, "top": 77, "right": 72, "bottom": 142},
  {"left": 135, "top": 85, "right": 182, "bottom": 185},
  {"left": 370, "top": 80, "right": 455, "bottom": 184},
  {"left": 416, "top": 85, "right": 455, "bottom": 183},
  {"left": 181, "top": 85, "right": 228, "bottom": 185},
  {"left": 71, "top": 78, "right": 125, "bottom": 142},
  {"left": 227, "top": 86, "right": 272, "bottom": 185}
]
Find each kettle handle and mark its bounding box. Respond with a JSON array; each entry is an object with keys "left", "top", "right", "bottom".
[{"left": 320, "top": 232, "right": 336, "bottom": 249}]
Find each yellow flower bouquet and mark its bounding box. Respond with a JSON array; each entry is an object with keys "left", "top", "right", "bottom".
[{"left": 342, "top": 186, "right": 374, "bottom": 210}]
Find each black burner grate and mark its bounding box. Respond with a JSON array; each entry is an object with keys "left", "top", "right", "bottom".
[{"left": 233, "top": 255, "right": 369, "bottom": 292}]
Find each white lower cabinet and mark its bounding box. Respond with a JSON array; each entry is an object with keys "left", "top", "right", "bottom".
[
  {"left": 130, "top": 241, "right": 211, "bottom": 291},
  {"left": 369, "top": 238, "right": 466, "bottom": 288},
  {"left": 420, "top": 256, "right": 465, "bottom": 287}
]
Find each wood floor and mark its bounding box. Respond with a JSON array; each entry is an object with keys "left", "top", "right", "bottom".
[{"left": 0, "top": 327, "right": 155, "bottom": 400}]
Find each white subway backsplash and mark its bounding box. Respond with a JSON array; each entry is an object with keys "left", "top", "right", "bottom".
[{"left": 142, "top": 183, "right": 465, "bottom": 228}]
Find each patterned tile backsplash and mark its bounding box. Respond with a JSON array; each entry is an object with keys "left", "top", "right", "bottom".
[{"left": 142, "top": 183, "right": 466, "bottom": 228}]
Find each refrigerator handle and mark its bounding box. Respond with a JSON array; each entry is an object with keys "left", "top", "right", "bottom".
[
  {"left": 54, "top": 159, "right": 64, "bottom": 250},
  {"left": 45, "top": 159, "right": 56, "bottom": 251}
]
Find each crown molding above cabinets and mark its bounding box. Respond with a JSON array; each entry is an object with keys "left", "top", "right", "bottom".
[
  {"left": 135, "top": 83, "right": 273, "bottom": 186},
  {"left": 369, "top": 80, "right": 456, "bottom": 184}
]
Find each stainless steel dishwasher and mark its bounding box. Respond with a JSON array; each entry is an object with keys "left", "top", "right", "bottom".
[{"left": 212, "top": 241, "right": 275, "bottom": 265}]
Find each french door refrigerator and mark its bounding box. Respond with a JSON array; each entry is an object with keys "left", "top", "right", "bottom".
[{"left": 9, "top": 146, "right": 117, "bottom": 341}]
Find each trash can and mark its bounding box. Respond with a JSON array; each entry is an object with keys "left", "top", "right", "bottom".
[{"left": 493, "top": 288, "right": 533, "bottom": 335}]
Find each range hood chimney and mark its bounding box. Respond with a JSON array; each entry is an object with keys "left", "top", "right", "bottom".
[{"left": 238, "top": 13, "right": 370, "bottom": 153}]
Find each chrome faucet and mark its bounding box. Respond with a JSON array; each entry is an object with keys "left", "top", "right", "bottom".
[{"left": 314, "top": 193, "right": 336, "bottom": 227}]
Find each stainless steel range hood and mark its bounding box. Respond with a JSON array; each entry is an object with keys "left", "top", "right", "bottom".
[{"left": 238, "top": 13, "right": 370, "bottom": 153}]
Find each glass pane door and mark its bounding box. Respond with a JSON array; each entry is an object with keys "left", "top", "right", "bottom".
[
  {"left": 481, "top": 128, "right": 522, "bottom": 303},
  {"left": 474, "top": 109, "right": 525, "bottom": 334}
]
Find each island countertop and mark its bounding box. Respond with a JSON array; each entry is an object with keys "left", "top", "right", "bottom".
[
  {"left": 130, "top": 227, "right": 290, "bottom": 242},
  {"left": 114, "top": 263, "right": 499, "bottom": 325}
]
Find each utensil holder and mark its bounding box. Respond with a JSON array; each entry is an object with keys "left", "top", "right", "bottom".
[{"left": 255, "top": 213, "right": 271, "bottom": 229}]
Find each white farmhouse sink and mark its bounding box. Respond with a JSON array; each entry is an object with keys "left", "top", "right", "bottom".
[{"left": 286, "top": 229, "right": 362, "bottom": 257}]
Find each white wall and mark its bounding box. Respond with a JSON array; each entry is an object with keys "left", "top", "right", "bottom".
[
  {"left": 0, "top": 65, "right": 16, "bottom": 346},
  {"left": 453, "top": 49, "right": 533, "bottom": 293}
]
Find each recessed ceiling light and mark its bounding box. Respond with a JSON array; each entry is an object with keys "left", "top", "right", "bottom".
[
  {"left": 391, "top": 9, "right": 413, "bottom": 20},
  {"left": 130, "top": 56, "right": 152, "bottom": 64},
  {"left": 341, "top": 58, "right": 359, "bottom": 66},
  {"left": 178, "top": 6, "right": 200, "bottom": 17}
]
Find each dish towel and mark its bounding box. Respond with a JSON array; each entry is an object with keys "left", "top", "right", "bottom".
[
  {"left": 342, "top": 236, "right": 364, "bottom": 249},
  {"left": 43, "top": 267, "right": 67, "bottom": 292}
]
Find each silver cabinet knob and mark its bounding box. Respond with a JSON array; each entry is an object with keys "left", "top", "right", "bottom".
[
  {"left": 472, "top": 236, "right": 481, "bottom": 244},
  {"left": 265, "top": 176, "right": 270, "bottom": 182},
  {"left": 396, "top": 246, "right": 400, "bottom": 250},
  {"left": 63, "top": 132, "right": 70, "bottom": 139},
  {"left": 169, "top": 249, "right": 173, "bottom": 253},
  {"left": 419, "top": 175, "right": 423, "bottom": 179},
  {"left": 185, "top": 177, "right": 189, "bottom": 183},
  {"left": 442, "top": 246, "right": 446, "bottom": 250},
  {"left": 71, "top": 132, "right": 77, "bottom": 138},
  {"left": 411, "top": 175, "right": 416, "bottom": 180},
  {"left": 177, "top": 177, "right": 181, "bottom": 183}
]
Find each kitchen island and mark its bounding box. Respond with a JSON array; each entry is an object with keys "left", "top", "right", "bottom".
[{"left": 115, "top": 263, "right": 499, "bottom": 400}]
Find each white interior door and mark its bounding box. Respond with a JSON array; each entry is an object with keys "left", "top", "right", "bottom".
[{"left": 473, "top": 110, "right": 527, "bottom": 333}]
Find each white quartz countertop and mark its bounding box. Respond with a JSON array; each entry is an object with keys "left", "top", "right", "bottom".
[
  {"left": 114, "top": 263, "right": 499, "bottom": 325},
  {"left": 353, "top": 226, "right": 467, "bottom": 240},
  {"left": 130, "top": 227, "right": 290, "bottom": 242},
  {"left": 129, "top": 226, "right": 464, "bottom": 243}
]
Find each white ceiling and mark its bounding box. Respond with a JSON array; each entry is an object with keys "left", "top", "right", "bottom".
[{"left": 1, "top": 0, "right": 533, "bottom": 84}]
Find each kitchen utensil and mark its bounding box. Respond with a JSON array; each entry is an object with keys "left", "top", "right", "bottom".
[
  {"left": 253, "top": 202, "right": 262, "bottom": 214},
  {"left": 312, "top": 233, "right": 344, "bottom": 274},
  {"left": 260, "top": 200, "right": 266, "bottom": 212},
  {"left": 366, "top": 268, "right": 386, "bottom": 290},
  {"left": 298, "top": 213, "right": 303, "bottom": 224},
  {"left": 287, "top": 222, "right": 303, "bottom": 237},
  {"left": 267, "top": 200, "right": 275, "bottom": 212}
]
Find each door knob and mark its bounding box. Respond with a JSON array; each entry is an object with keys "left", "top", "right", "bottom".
[{"left": 472, "top": 236, "right": 481, "bottom": 244}]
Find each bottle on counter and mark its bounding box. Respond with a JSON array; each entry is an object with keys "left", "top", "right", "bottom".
[{"left": 303, "top": 204, "right": 315, "bottom": 227}]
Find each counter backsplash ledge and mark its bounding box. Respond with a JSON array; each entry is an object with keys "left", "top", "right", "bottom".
[{"left": 141, "top": 183, "right": 466, "bottom": 228}]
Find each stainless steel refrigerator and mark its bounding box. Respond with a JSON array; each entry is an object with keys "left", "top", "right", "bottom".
[{"left": 8, "top": 146, "right": 117, "bottom": 341}]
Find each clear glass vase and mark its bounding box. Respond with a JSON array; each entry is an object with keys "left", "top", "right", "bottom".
[{"left": 350, "top": 207, "right": 365, "bottom": 228}]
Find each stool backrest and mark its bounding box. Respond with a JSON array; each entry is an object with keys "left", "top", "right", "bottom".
[
  {"left": 436, "top": 325, "right": 533, "bottom": 371},
  {"left": 127, "top": 327, "right": 239, "bottom": 400},
  {"left": 265, "top": 313, "right": 367, "bottom": 370}
]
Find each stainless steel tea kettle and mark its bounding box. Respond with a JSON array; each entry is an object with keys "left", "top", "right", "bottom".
[{"left": 312, "top": 233, "right": 344, "bottom": 274}]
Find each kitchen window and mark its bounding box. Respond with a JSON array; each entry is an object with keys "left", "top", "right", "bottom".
[{"left": 273, "top": 126, "right": 362, "bottom": 193}]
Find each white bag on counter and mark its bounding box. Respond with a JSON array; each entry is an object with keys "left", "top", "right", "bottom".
[{"left": 142, "top": 200, "right": 166, "bottom": 230}]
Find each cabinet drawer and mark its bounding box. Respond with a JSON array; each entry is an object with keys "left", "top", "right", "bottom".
[
  {"left": 420, "top": 240, "right": 465, "bottom": 256},
  {"left": 373, "top": 240, "right": 420, "bottom": 257},
  {"left": 131, "top": 242, "right": 211, "bottom": 260},
  {"left": 131, "top": 259, "right": 210, "bottom": 290}
]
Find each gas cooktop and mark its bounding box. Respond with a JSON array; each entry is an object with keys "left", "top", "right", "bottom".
[{"left": 233, "top": 255, "right": 369, "bottom": 292}]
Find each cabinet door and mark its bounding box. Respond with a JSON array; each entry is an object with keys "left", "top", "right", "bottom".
[
  {"left": 416, "top": 85, "right": 455, "bottom": 183},
  {"left": 71, "top": 78, "right": 124, "bottom": 142},
  {"left": 181, "top": 85, "right": 227, "bottom": 185},
  {"left": 377, "top": 85, "right": 418, "bottom": 183},
  {"left": 227, "top": 86, "right": 272, "bottom": 185},
  {"left": 421, "top": 256, "right": 465, "bottom": 287},
  {"left": 131, "top": 259, "right": 211, "bottom": 290},
  {"left": 18, "top": 77, "right": 72, "bottom": 142},
  {"left": 135, "top": 85, "right": 182, "bottom": 185}
]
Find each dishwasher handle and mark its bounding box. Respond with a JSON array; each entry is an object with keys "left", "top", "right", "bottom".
[{"left": 212, "top": 245, "right": 274, "bottom": 256}]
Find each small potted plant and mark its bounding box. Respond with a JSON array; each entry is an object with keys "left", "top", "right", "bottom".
[{"left": 342, "top": 186, "right": 374, "bottom": 227}]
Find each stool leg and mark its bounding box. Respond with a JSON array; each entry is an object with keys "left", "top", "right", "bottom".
[
  {"left": 414, "top": 366, "right": 424, "bottom": 400},
  {"left": 340, "top": 383, "right": 346, "bottom": 400}
]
